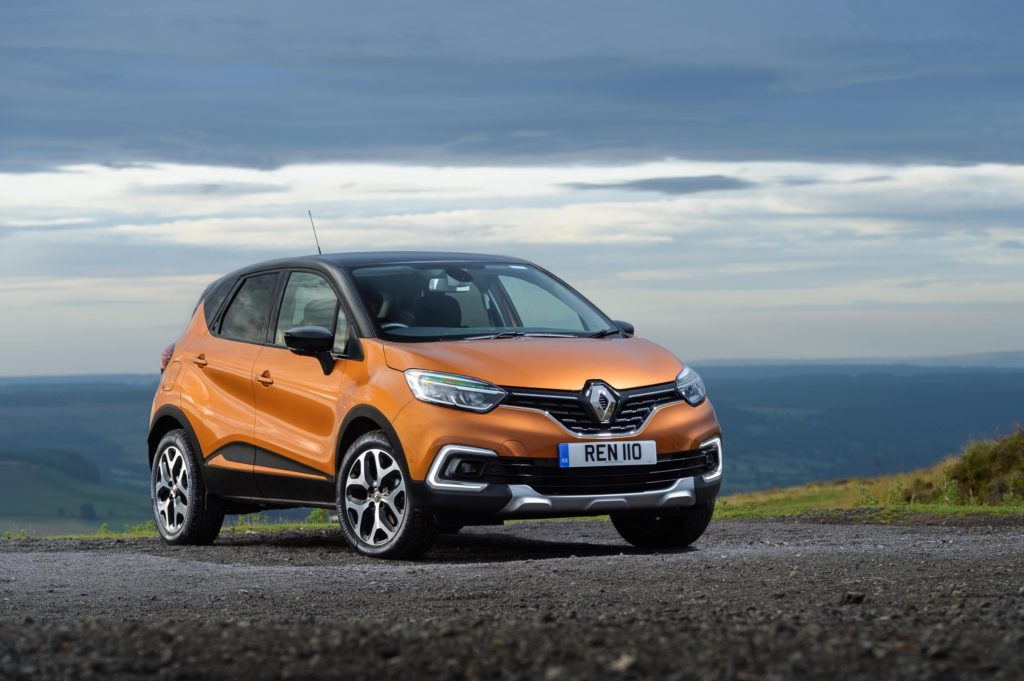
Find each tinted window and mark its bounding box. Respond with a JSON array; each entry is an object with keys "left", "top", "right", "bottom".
[
  {"left": 202, "top": 277, "right": 235, "bottom": 327},
  {"left": 349, "top": 263, "right": 610, "bottom": 342},
  {"left": 219, "top": 273, "right": 279, "bottom": 343},
  {"left": 275, "top": 272, "right": 350, "bottom": 353}
]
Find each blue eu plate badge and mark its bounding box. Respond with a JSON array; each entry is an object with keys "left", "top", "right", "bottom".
[{"left": 558, "top": 443, "right": 570, "bottom": 468}]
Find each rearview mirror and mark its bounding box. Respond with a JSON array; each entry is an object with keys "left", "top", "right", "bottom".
[
  {"left": 284, "top": 326, "right": 335, "bottom": 375},
  {"left": 613, "top": 320, "right": 635, "bottom": 337}
]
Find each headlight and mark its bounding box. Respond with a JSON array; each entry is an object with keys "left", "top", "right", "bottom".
[
  {"left": 404, "top": 369, "right": 506, "bottom": 412},
  {"left": 675, "top": 365, "right": 706, "bottom": 406}
]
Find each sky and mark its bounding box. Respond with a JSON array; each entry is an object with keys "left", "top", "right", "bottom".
[{"left": 1, "top": 0, "right": 1023, "bottom": 375}]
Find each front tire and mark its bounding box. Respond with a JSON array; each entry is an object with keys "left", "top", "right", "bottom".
[
  {"left": 336, "top": 430, "right": 436, "bottom": 559},
  {"left": 151, "top": 429, "right": 224, "bottom": 545},
  {"left": 611, "top": 501, "right": 715, "bottom": 550}
]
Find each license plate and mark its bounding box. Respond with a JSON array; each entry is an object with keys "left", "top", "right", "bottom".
[{"left": 558, "top": 440, "right": 657, "bottom": 468}]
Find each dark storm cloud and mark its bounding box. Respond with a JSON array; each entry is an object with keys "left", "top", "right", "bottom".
[
  {"left": 565, "top": 175, "right": 755, "bottom": 195},
  {"left": 2, "top": 0, "right": 1023, "bottom": 170}
]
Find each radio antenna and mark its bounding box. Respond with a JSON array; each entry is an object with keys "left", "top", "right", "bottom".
[{"left": 307, "top": 210, "right": 323, "bottom": 255}]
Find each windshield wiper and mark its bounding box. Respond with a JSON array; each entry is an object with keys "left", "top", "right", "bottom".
[
  {"left": 462, "top": 331, "right": 578, "bottom": 340},
  {"left": 588, "top": 327, "right": 623, "bottom": 338},
  {"left": 462, "top": 331, "right": 528, "bottom": 340}
]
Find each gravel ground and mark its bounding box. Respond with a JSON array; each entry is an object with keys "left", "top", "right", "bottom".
[{"left": 1, "top": 517, "right": 1023, "bottom": 680}]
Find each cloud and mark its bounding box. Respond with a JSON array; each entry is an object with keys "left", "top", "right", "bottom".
[
  {"left": 1, "top": 156, "right": 1023, "bottom": 374},
  {"left": 2, "top": 3, "right": 1022, "bottom": 374},
  {"left": 3, "top": 1, "right": 1024, "bottom": 170},
  {"left": 0, "top": 217, "right": 96, "bottom": 229},
  {"left": 131, "top": 182, "right": 289, "bottom": 196},
  {"left": 565, "top": 175, "right": 755, "bottom": 195},
  {"left": 4, "top": 159, "right": 1024, "bottom": 253}
]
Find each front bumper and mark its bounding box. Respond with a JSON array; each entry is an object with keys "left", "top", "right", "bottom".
[
  {"left": 392, "top": 395, "right": 721, "bottom": 480},
  {"left": 409, "top": 437, "right": 723, "bottom": 519}
]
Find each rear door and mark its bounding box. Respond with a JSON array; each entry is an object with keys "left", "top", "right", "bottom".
[
  {"left": 252, "top": 270, "right": 357, "bottom": 503},
  {"left": 181, "top": 271, "right": 280, "bottom": 498}
]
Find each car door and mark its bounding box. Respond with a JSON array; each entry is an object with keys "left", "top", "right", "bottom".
[
  {"left": 180, "top": 271, "right": 280, "bottom": 498},
  {"left": 252, "top": 269, "right": 357, "bottom": 503}
]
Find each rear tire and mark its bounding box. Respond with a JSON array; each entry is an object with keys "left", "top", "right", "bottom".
[
  {"left": 611, "top": 501, "right": 715, "bottom": 550},
  {"left": 336, "top": 430, "right": 436, "bottom": 559},
  {"left": 151, "top": 429, "right": 224, "bottom": 545}
]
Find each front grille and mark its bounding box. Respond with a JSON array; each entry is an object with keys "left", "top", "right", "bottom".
[
  {"left": 472, "top": 445, "right": 717, "bottom": 496},
  {"left": 501, "top": 382, "right": 681, "bottom": 435}
]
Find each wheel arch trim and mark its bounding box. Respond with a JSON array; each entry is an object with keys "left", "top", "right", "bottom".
[
  {"left": 335, "top": 405, "right": 407, "bottom": 474},
  {"left": 148, "top": 405, "right": 203, "bottom": 466}
]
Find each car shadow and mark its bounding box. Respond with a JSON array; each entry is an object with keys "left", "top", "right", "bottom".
[
  {"left": 199, "top": 522, "right": 696, "bottom": 564},
  {"left": 424, "top": 530, "right": 682, "bottom": 563}
]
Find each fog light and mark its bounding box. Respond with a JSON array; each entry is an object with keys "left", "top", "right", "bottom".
[
  {"left": 701, "top": 437, "right": 723, "bottom": 483},
  {"left": 445, "top": 458, "right": 485, "bottom": 480}
]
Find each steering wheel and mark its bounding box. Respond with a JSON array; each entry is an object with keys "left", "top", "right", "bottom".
[{"left": 381, "top": 322, "right": 409, "bottom": 330}]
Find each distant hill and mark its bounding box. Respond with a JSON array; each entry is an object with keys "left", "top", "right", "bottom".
[
  {"left": 0, "top": 366, "right": 1021, "bottom": 534},
  {"left": 697, "top": 350, "right": 1024, "bottom": 369},
  {"left": 0, "top": 452, "right": 147, "bottom": 535},
  {"left": 0, "top": 374, "right": 159, "bottom": 387},
  {"left": 700, "top": 364, "right": 1023, "bottom": 492},
  {"left": 898, "top": 351, "right": 1024, "bottom": 369}
]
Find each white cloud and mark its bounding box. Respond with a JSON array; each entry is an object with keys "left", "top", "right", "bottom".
[{"left": 1, "top": 158, "right": 1022, "bottom": 374}]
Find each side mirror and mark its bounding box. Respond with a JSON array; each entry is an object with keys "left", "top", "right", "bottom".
[
  {"left": 284, "top": 326, "right": 335, "bottom": 375},
  {"left": 613, "top": 320, "right": 635, "bottom": 337}
]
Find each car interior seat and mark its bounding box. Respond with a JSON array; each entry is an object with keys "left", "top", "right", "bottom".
[{"left": 413, "top": 292, "right": 462, "bottom": 327}]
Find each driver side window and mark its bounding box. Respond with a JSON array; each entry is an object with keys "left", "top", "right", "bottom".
[{"left": 275, "top": 272, "right": 350, "bottom": 353}]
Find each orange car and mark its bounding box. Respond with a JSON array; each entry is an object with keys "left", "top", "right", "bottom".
[{"left": 149, "top": 252, "right": 723, "bottom": 558}]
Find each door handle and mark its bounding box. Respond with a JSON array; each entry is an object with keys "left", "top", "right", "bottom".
[
  {"left": 192, "top": 354, "right": 208, "bottom": 368},
  {"left": 255, "top": 370, "right": 274, "bottom": 386}
]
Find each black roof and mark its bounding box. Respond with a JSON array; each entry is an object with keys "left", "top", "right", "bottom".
[
  {"left": 221, "top": 251, "right": 529, "bottom": 281},
  {"left": 322, "top": 251, "right": 527, "bottom": 267}
]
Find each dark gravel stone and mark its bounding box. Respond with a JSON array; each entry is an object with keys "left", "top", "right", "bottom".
[
  {"left": 1, "top": 517, "right": 1023, "bottom": 680},
  {"left": 841, "top": 592, "right": 867, "bottom": 605}
]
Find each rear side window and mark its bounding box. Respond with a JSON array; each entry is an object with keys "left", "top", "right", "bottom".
[
  {"left": 219, "top": 273, "right": 279, "bottom": 343},
  {"left": 202, "top": 277, "right": 235, "bottom": 327}
]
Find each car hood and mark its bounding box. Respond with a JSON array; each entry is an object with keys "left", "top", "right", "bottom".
[{"left": 382, "top": 337, "right": 684, "bottom": 391}]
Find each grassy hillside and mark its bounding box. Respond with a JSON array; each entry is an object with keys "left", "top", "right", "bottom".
[
  {"left": 0, "top": 378, "right": 156, "bottom": 494},
  {"left": 0, "top": 459, "right": 149, "bottom": 535},
  {"left": 721, "top": 428, "right": 1024, "bottom": 519}
]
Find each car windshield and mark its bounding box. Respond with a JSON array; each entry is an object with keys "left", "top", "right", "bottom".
[{"left": 348, "top": 262, "right": 614, "bottom": 342}]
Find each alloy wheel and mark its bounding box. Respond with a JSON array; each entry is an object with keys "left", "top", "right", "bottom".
[
  {"left": 154, "top": 445, "right": 190, "bottom": 533},
  {"left": 344, "top": 448, "right": 407, "bottom": 546}
]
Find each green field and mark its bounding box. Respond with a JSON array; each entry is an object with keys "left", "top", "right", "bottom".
[{"left": 0, "top": 460, "right": 149, "bottom": 536}]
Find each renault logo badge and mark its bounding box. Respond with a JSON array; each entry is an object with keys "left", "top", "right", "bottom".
[{"left": 585, "top": 382, "right": 618, "bottom": 424}]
